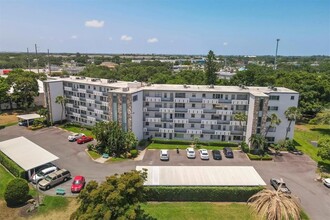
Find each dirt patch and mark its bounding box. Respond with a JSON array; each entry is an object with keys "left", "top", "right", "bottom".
[
  {"left": 0, "top": 113, "right": 18, "bottom": 125},
  {"left": 295, "top": 124, "right": 309, "bottom": 131},
  {"left": 0, "top": 200, "right": 24, "bottom": 220}
]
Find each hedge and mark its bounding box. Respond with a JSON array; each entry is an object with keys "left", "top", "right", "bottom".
[
  {"left": 145, "top": 186, "right": 263, "bottom": 202},
  {"left": 247, "top": 153, "right": 273, "bottom": 161},
  {"left": 151, "top": 138, "right": 238, "bottom": 148},
  {"left": 0, "top": 151, "right": 25, "bottom": 178}
]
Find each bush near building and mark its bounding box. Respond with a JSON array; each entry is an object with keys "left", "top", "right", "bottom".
[
  {"left": 0, "top": 151, "right": 25, "bottom": 178},
  {"left": 247, "top": 153, "right": 272, "bottom": 161},
  {"left": 4, "top": 178, "right": 30, "bottom": 206},
  {"left": 145, "top": 186, "right": 263, "bottom": 202},
  {"left": 151, "top": 138, "right": 238, "bottom": 148}
]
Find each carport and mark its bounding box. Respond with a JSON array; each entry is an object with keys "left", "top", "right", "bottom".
[
  {"left": 16, "top": 113, "right": 42, "bottom": 126},
  {"left": 0, "top": 136, "right": 59, "bottom": 179},
  {"left": 136, "top": 166, "right": 266, "bottom": 186}
]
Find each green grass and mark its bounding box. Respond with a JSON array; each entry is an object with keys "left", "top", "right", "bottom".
[
  {"left": 148, "top": 143, "right": 239, "bottom": 150},
  {"left": 0, "top": 165, "right": 14, "bottom": 198},
  {"left": 37, "top": 195, "right": 69, "bottom": 214},
  {"left": 60, "top": 124, "right": 94, "bottom": 138},
  {"left": 87, "top": 150, "right": 101, "bottom": 159},
  {"left": 108, "top": 157, "right": 128, "bottom": 162},
  {"left": 142, "top": 202, "right": 258, "bottom": 220}
]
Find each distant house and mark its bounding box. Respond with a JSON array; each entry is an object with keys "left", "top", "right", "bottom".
[
  {"left": 216, "top": 71, "right": 236, "bottom": 80},
  {"left": 100, "top": 62, "right": 118, "bottom": 69}
]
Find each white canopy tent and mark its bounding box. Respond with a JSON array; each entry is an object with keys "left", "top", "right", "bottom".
[{"left": 0, "top": 136, "right": 58, "bottom": 178}]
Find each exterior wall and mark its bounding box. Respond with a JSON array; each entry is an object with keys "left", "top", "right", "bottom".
[
  {"left": 131, "top": 91, "right": 144, "bottom": 140},
  {"left": 245, "top": 95, "right": 255, "bottom": 143},
  {"left": 44, "top": 81, "right": 64, "bottom": 123}
]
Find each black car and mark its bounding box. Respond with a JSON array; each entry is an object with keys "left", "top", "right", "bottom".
[
  {"left": 223, "top": 147, "right": 234, "bottom": 158},
  {"left": 212, "top": 150, "right": 222, "bottom": 160},
  {"left": 18, "top": 119, "right": 34, "bottom": 126}
]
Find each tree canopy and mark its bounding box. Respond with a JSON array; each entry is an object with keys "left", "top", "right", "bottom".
[
  {"left": 205, "top": 50, "right": 217, "bottom": 85},
  {"left": 317, "top": 137, "right": 330, "bottom": 161}
]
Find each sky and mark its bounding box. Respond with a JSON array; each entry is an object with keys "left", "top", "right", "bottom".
[{"left": 0, "top": 0, "right": 329, "bottom": 55}]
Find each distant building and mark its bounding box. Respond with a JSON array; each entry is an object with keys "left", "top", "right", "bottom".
[
  {"left": 100, "top": 62, "right": 118, "bottom": 69},
  {"left": 216, "top": 71, "right": 236, "bottom": 80}
]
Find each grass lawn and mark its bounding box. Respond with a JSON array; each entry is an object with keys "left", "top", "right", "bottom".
[
  {"left": 0, "top": 113, "right": 19, "bottom": 126},
  {"left": 87, "top": 150, "right": 101, "bottom": 159},
  {"left": 0, "top": 165, "right": 14, "bottom": 198},
  {"left": 142, "top": 202, "right": 258, "bottom": 220},
  {"left": 148, "top": 143, "right": 239, "bottom": 150},
  {"left": 294, "top": 123, "right": 330, "bottom": 172},
  {"left": 60, "top": 124, "right": 94, "bottom": 138},
  {"left": 107, "top": 157, "right": 128, "bottom": 162},
  {"left": 37, "top": 196, "right": 69, "bottom": 215}
]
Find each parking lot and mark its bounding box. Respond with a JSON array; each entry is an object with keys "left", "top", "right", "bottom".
[{"left": 0, "top": 125, "right": 330, "bottom": 219}]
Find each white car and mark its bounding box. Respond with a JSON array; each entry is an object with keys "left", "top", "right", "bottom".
[
  {"left": 199, "top": 149, "right": 209, "bottom": 160},
  {"left": 31, "top": 166, "right": 57, "bottom": 184},
  {"left": 323, "top": 178, "right": 330, "bottom": 188},
  {"left": 160, "top": 149, "right": 169, "bottom": 161},
  {"left": 68, "top": 133, "right": 85, "bottom": 142},
  {"left": 186, "top": 148, "right": 196, "bottom": 159}
]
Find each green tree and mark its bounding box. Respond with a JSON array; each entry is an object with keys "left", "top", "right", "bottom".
[
  {"left": 317, "top": 137, "right": 330, "bottom": 160},
  {"left": 234, "top": 112, "right": 248, "bottom": 140},
  {"left": 71, "top": 170, "right": 154, "bottom": 220},
  {"left": 4, "top": 178, "right": 30, "bottom": 207},
  {"left": 205, "top": 50, "right": 217, "bottom": 85},
  {"left": 284, "top": 107, "right": 302, "bottom": 140},
  {"left": 247, "top": 189, "right": 301, "bottom": 220},
  {"left": 55, "top": 95, "right": 67, "bottom": 124},
  {"left": 265, "top": 113, "right": 281, "bottom": 138},
  {"left": 92, "top": 121, "right": 137, "bottom": 157},
  {"left": 249, "top": 134, "right": 267, "bottom": 155},
  {"left": 37, "top": 108, "right": 49, "bottom": 125},
  {"left": 0, "top": 77, "right": 10, "bottom": 110}
]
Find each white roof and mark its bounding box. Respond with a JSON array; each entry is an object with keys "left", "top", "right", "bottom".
[
  {"left": 16, "top": 114, "right": 42, "bottom": 120},
  {"left": 136, "top": 166, "right": 266, "bottom": 186},
  {"left": 0, "top": 137, "right": 59, "bottom": 171}
]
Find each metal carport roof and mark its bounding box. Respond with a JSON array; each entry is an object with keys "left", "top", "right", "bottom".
[
  {"left": 0, "top": 136, "right": 58, "bottom": 171},
  {"left": 136, "top": 166, "right": 266, "bottom": 186},
  {"left": 16, "top": 114, "right": 42, "bottom": 121}
]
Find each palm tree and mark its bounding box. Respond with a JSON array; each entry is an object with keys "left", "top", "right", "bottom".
[
  {"left": 249, "top": 134, "right": 266, "bottom": 155},
  {"left": 247, "top": 189, "right": 301, "bottom": 220},
  {"left": 265, "top": 113, "right": 281, "bottom": 138},
  {"left": 284, "top": 107, "right": 302, "bottom": 140},
  {"left": 234, "top": 112, "right": 248, "bottom": 141},
  {"left": 55, "top": 95, "right": 67, "bottom": 124},
  {"left": 37, "top": 108, "right": 49, "bottom": 125}
]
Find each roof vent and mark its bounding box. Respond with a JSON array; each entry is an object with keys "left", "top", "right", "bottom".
[
  {"left": 209, "top": 84, "right": 214, "bottom": 88},
  {"left": 183, "top": 84, "right": 189, "bottom": 88},
  {"left": 122, "top": 87, "right": 130, "bottom": 92},
  {"left": 91, "top": 78, "right": 97, "bottom": 82}
]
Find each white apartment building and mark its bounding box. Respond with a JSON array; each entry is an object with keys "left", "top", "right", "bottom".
[{"left": 44, "top": 76, "right": 299, "bottom": 144}]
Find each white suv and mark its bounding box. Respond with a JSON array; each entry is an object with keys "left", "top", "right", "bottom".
[
  {"left": 31, "top": 166, "right": 57, "bottom": 184},
  {"left": 186, "top": 148, "right": 196, "bottom": 159},
  {"left": 199, "top": 149, "right": 209, "bottom": 160},
  {"left": 160, "top": 150, "right": 169, "bottom": 161},
  {"left": 68, "top": 133, "right": 85, "bottom": 142}
]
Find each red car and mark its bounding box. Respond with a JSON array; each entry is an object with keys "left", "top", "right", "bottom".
[
  {"left": 71, "top": 176, "right": 85, "bottom": 193},
  {"left": 76, "top": 136, "right": 93, "bottom": 144}
]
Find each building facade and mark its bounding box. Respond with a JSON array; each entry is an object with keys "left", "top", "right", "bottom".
[{"left": 44, "top": 77, "right": 299, "bottom": 144}]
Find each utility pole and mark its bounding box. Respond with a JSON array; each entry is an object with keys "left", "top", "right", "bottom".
[
  {"left": 47, "top": 49, "right": 51, "bottom": 75},
  {"left": 35, "top": 44, "right": 39, "bottom": 74},
  {"left": 27, "top": 48, "right": 31, "bottom": 71},
  {"left": 274, "top": 39, "right": 280, "bottom": 70}
]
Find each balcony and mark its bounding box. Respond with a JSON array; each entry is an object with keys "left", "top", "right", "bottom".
[
  {"left": 230, "top": 121, "right": 246, "bottom": 126},
  {"left": 87, "top": 116, "right": 96, "bottom": 122},
  {"left": 72, "top": 112, "right": 81, "bottom": 118},
  {"left": 93, "top": 91, "right": 103, "bottom": 96},
  {"left": 161, "top": 118, "right": 173, "bottom": 122},
  {"left": 175, "top": 108, "right": 187, "bottom": 113},
  {"left": 217, "top": 120, "right": 230, "bottom": 124},
  {"left": 159, "top": 108, "right": 175, "bottom": 113},
  {"left": 147, "top": 107, "right": 160, "bottom": 112},
  {"left": 216, "top": 110, "right": 233, "bottom": 115},
  {"left": 188, "top": 109, "right": 203, "bottom": 114},
  {"left": 71, "top": 96, "right": 79, "bottom": 101},
  {"left": 186, "top": 129, "right": 202, "bottom": 134},
  {"left": 203, "top": 109, "right": 216, "bottom": 114},
  {"left": 145, "top": 97, "right": 161, "bottom": 102},
  {"left": 174, "top": 128, "right": 187, "bottom": 133},
  {"left": 66, "top": 103, "right": 73, "bottom": 108},
  {"left": 161, "top": 97, "right": 173, "bottom": 102},
  {"left": 173, "top": 118, "right": 188, "bottom": 124},
  {"left": 79, "top": 106, "right": 87, "bottom": 111},
  {"left": 94, "top": 109, "right": 104, "bottom": 115},
  {"left": 189, "top": 119, "right": 202, "bottom": 123},
  {"left": 101, "top": 102, "right": 108, "bottom": 107},
  {"left": 159, "top": 128, "right": 174, "bottom": 133},
  {"left": 218, "top": 99, "right": 232, "bottom": 104},
  {"left": 202, "top": 130, "right": 215, "bottom": 134},
  {"left": 64, "top": 86, "right": 72, "bottom": 91},
  {"left": 201, "top": 120, "right": 218, "bottom": 125},
  {"left": 86, "top": 99, "right": 95, "bottom": 104},
  {"left": 78, "top": 88, "right": 86, "bottom": 93},
  {"left": 174, "top": 98, "right": 190, "bottom": 103},
  {"left": 232, "top": 100, "right": 248, "bottom": 105},
  {"left": 214, "top": 130, "right": 231, "bottom": 136},
  {"left": 202, "top": 98, "right": 218, "bottom": 104},
  {"left": 144, "top": 127, "right": 160, "bottom": 132},
  {"left": 145, "top": 118, "right": 161, "bottom": 123},
  {"left": 189, "top": 97, "right": 203, "bottom": 102}
]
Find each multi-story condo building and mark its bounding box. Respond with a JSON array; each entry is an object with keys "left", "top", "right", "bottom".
[{"left": 44, "top": 76, "right": 299, "bottom": 144}]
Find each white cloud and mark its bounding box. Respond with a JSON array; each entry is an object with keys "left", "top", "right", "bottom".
[
  {"left": 147, "top": 37, "right": 158, "bottom": 43},
  {"left": 71, "top": 35, "right": 78, "bottom": 39},
  {"left": 85, "top": 20, "right": 105, "bottom": 28},
  {"left": 223, "top": 42, "right": 228, "bottom": 46},
  {"left": 121, "top": 35, "right": 133, "bottom": 41},
  {"left": 108, "top": 37, "right": 112, "bottom": 41}
]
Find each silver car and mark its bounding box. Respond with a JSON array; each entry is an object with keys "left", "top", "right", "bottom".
[
  {"left": 160, "top": 149, "right": 169, "bottom": 161},
  {"left": 186, "top": 148, "right": 196, "bottom": 159}
]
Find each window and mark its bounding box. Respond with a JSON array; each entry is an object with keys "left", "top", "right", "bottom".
[
  {"left": 155, "top": 103, "right": 162, "bottom": 108},
  {"left": 200, "top": 134, "right": 204, "bottom": 138},
  {"left": 268, "top": 106, "right": 279, "bottom": 111},
  {"left": 213, "top": 94, "right": 220, "bottom": 99},
  {"left": 269, "top": 95, "right": 280, "bottom": 101},
  {"left": 175, "top": 93, "right": 185, "bottom": 98},
  {"left": 202, "top": 93, "right": 206, "bottom": 98},
  {"left": 145, "top": 102, "right": 149, "bottom": 106},
  {"left": 164, "top": 93, "right": 167, "bottom": 98},
  {"left": 192, "top": 103, "right": 195, "bottom": 108},
  {"left": 266, "top": 137, "right": 275, "bottom": 142},
  {"left": 145, "top": 122, "right": 149, "bottom": 126},
  {"left": 291, "top": 96, "right": 295, "bottom": 100},
  {"left": 201, "top": 114, "right": 205, "bottom": 118},
  {"left": 191, "top": 124, "right": 195, "bottom": 128},
  {"left": 202, "top": 104, "right": 206, "bottom": 108},
  {"left": 191, "top": 114, "right": 195, "bottom": 118},
  {"left": 257, "top": 128, "right": 261, "bottom": 134},
  {"left": 155, "top": 133, "right": 161, "bottom": 137},
  {"left": 268, "top": 127, "right": 276, "bottom": 132},
  {"left": 175, "top": 123, "right": 184, "bottom": 128},
  {"left": 175, "top": 103, "right": 185, "bottom": 108},
  {"left": 175, "top": 113, "right": 185, "bottom": 118},
  {"left": 225, "top": 95, "right": 228, "bottom": 100},
  {"left": 164, "top": 103, "right": 167, "bottom": 108},
  {"left": 133, "top": 95, "right": 138, "bottom": 102},
  {"left": 231, "top": 94, "right": 235, "bottom": 99},
  {"left": 155, "top": 124, "right": 162, "bottom": 128},
  {"left": 201, "top": 124, "right": 204, "bottom": 128},
  {"left": 259, "top": 98, "right": 264, "bottom": 111},
  {"left": 192, "top": 93, "right": 196, "bottom": 97},
  {"left": 155, "top": 113, "right": 162, "bottom": 117},
  {"left": 257, "top": 117, "right": 262, "bottom": 126}
]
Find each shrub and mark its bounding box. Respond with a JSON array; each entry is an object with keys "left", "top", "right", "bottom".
[
  {"left": 138, "top": 139, "right": 149, "bottom": 147},
  {"left": 247, "top": 153, "right": 273, "bottom": 161},
  {"left": 241, "top": 142, "right": 249, "bottom": 153},
  {"left": 145, "top": 186, "right": 263, "bottom": 202},
  {"left": 4, "top": 178, "right": 30, "bottom": 206},
  {"left": 151, "top": 138, "right": 238, "bottom": 148},
  {"left": 130, "top": 149, "right": 138, "bottom": 158},
  {"left": 0, "top": 151, "right": 25, "bottom": 178},
  {"left": 87, "top": 143, "right": 94, "bottom": 151}
]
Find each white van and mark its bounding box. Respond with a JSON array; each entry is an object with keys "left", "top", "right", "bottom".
[
  {"left": 160, "top": 149, "right": 169, "bottom": 161},
  {"left": 32, "top": 166, "right": 57, "bottom": 183}
]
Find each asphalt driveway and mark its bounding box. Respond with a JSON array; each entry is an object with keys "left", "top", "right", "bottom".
[{"left": 0, "top": 125, "right": 329, "bottom": 219}]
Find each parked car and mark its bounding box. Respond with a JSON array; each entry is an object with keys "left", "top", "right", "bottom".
[
  {"left": 68, "top": 133, "right": 85, "bottom": 142},
  {"left": 212, "top": 150, "right": 222, "bottom": 160},
  {"left": 186, "top": 148, "right": 196, "bottom": 159},
  {"left": 38, "top": 169, "right": 71, "bottom": 190},
  {"left": 71, "top": 176, "right": 86, "bottom": 193},
  {"left": 223, "top": 147, "right": 234, "bottom": 158},
  {"left": 160, "top": 149, "right": 169, "bottom": 161},
  {"left": 18, "top": 119, "right": 34, "bottom": 126},
  {"left": 199, "top": 149, "right": 209, "bottom": 160},
  {"left": 270, "top": 178, "right": 291, "bottom": 194},
  {"left": 77, "top": 136, "right": 93, "bottom": 144},
  {"left": 31, "top": 166, "right": 58, "bottom": 184},
  {"left": 323, "top": 178, "right": 330, "bottom": 188}
]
